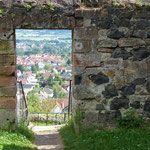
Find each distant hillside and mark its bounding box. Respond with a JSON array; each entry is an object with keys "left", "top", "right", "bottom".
[{"left": 16, "top": 29, "right": 72, "bottom": 41}]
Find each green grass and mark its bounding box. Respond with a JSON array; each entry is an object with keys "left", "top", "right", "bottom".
[
  {"left": 60, "top": 122, "right": 150, "bottom": 150},
  {"left": 0, "top": 124, "right": 36, "bottom": 150},
  {"left": 31, "top": 121, "right": 57, "bottom": 126}
]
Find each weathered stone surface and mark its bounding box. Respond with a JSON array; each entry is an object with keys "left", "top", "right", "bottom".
[
  {"left": 146, "top": 81, "right": 150, "bottom": 93},
  {"left": 0, "top": 109, "right": 16, "bottom": 129},
  {"left": 110, "top": 97, "right": 129, "bottom": 110},
  {"left": 84, "top": 111, "right": 98, "bottom": 128},
  {"left": 75, "top": 9, "right": 100, "bottom": 18},
  {"left": 132, "top": 78, "right": 146, "bottom": 86},
  {"left": 73, "top": 53, "right": 101, "bottom": 67},
  {"left": 99, "top": 110, "right": 121, "bottom": 123},
  {"left": 0, "top": 66, "right": 15, "bottom": 75},
  {"left": 73, "top": 85, "right": 94, "bottom": 100},
  {"left": 91, "top": 16, "right": 112, "bottom": 29},
  {"left": 132, "top": 30, "right": 147, "bottom": 39},
  {"left": 0, "top": 55, "right": 15, "bottom": 66},
  {"left": 144, "top": 98, "right": 150, "bottom": 111},
  {"left": 74, "top": 27, "right": 98, "bottom": 40},
  {"left": 136, "top": 20, "right": 149, "bottom": 30},
  {"left": 130, "top": 101, "right": 141, "bottom": 109},
  {"left": 73, "top": 66, "right": 85, "bottom": 75},
  {"left": 102, "top": 84, "right": 118, "bottom": 98},
  {"left": 0, "top": 41, "right": 15, "bottom": 54},
  {"left": 85, "top": 0, "right": 99, "bottom": 7},
  {"left": 0, "top": 30, "right": 14, "bottom": 40},
  {"left": 96, "top": 104, "right": 104, "bottom": 111},
  {"left": 88, "top": 72, "right": 109, "bottom": 85},
  {"left": 98, "top": 39, "right": 118, "bottom": 48},
  {"left": 73, "top": 40, "right": 92, "bottom": 53},
  {"left": 0, "top": 86, "right": 17, "bottom": 97},
  {"left": 97, "top": 48, "right": 113, "bottom": 53},
  {"left": 118, "top": 38, "right": 145, "bottom": 47},
  {"left": 0, "top": 97, "right": 16, "bottom": 109},
  {"left": 112, "top": 48, "right": 132, "bottom": 60},
  {"left": 131, "top": 48, "right": 150, "bottom": 61},
  {"left": 107, "top": 29, "right": 124, "bottom": 39},
  {"left": 74, "top": 75, "right": 82, "bottom": 85},
  {"left": 120, "top": 84, "right": 136, "bottom": 96},
  {"left": 0, "top": 76, "right": 16, "bottom": 86}
]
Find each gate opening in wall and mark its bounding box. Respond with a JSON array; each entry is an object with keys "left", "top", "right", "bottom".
[{"left": 15, "top": 29, "right": 72, "bottom": 125}]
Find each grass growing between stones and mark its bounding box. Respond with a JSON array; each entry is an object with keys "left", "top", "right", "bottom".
[
  {"left": 0, "top": 124, "right": 37, "bottom": 150},
  {"left": 60, "top": 122, "right": 150, "bottom": 150}
]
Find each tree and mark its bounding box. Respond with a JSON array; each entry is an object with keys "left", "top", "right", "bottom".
[
  {"left": 42, "top": 99, "right": 56, "bottom": 112},
  {"left": 31, "top": 63, "right": 39, "bottom": 73},
  {"left": 66, "top": 59, "right": 71, "bottom": 65},
  {"left": 54, "top": 74, "right": 63, "bottom": 85},
  {"left": 53, "top": 85, "right": 67, "bottom": 98},
  {"left": 48, "top": 75, "right": 53, "bottom": 83},
  {"left": 32, "top": 46, "right": 42, "bottom": 54},
  {"left": 27, "top": 90, "right": 42, "bottom": 112},
  {"left": 17, "top": 64, "right": 28, "bottom": 73},
  {"left": 44, "top": 64, "right": 51, "bottom": 71}
]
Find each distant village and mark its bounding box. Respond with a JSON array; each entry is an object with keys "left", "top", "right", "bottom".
[{"left": 17, "top": 43, "right": 72, "bottom": 114}]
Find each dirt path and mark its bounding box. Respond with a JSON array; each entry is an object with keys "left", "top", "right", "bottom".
[{"left": 31, "top": 125, "right": 64, "bottom": 150}]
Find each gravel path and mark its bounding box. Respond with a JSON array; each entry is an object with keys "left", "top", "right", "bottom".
[{"left": 32, "top": 125, "right": 64, "bottom": 150}]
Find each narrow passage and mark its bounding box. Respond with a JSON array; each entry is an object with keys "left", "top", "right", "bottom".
[{"left": 32, "top": 125, "right": 64, "bottom": 150}]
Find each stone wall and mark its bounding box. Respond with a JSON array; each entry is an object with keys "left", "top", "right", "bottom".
[{"left": 0, "top": 0, "right": 150, "bottom": 129}]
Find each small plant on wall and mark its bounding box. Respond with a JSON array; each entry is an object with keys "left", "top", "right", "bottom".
[
  {"left": 24, "top": 4, "right": 32, "bottom": 11},
  {"left": 0, "top": 9, "right": 3, "bottom": 17},
  {"left": 136, "top": 2, "right": 143, "bottom": 8},
  {"left": 47, "top": 2, "right": 54, "bottom": 11}
]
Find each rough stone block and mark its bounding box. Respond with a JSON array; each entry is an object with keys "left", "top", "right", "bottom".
[
  {"left": 144, "top": 98, "right": 150, "bottom": 111},
  {"left": 0, "top": 15, "right": 12, "bottom": 30},
  {"left": 98, "top": 29, "right": 108, "bottom": 40},
  {"left": 102, "top": 84, "right": 118, "bottom": 98},
  {"left": 132, "top": 47, "right": 150, "bottom": 61},
  {"left": 75, "top": 9, "right": 100, "bottom": 18},
  {"left": 0, "top": 86, "right": 17, "bottom": 97},
  {"left": 73, "top": 40, "right": 92, "bottom": 53},
  {"left": 110, "top": 97, "right": 129, "bottom": 110},
  {"left": 97, "top": 48, "right": 113, "bottom": 53},
  {"left": 0, "top": 55, "right": 15, "bottom": 66},
  {"left": 83, "top": 18, "right": 91, "bottom": 27},
  {"left": 0, "top": 0, "right": 12, "bottom": 8},
  {"left": 61, "top": 17, "right": 75, "bottom": 28},
  {"left": 73, "top": 53, "right": 101, "bottom": 67},
  {"left": 74, "top": 27, "right": 98, "bottom": 40},
  {"left": 0, "top": 97, "right": 16, "bottom": 109},
  {"left": 98, "top": 39, "right": 118, "bottom": 48},
  {"left": 112, "top": 48, "right": 132, "bottom": 60},
  {"left": 88, "top": 72, "right": 109, "bottom": 85},
  {"left": 73, "top": 85, "right": 95, "bottom": 100},
  {"left": 98, "top": 110, "right": 121, "bottom": 124},
  {"left": 132, "top": 30, "right": 147, "bottom": 39},
  {"left": 75, "top": 18, "right": 83, "bottom": 27},
  {"left": 0, "top": 109, "right": 16, "bottom": 129},
  {"left": 0, "top": 41, "right": 15, "bottom": 54},
  {"left": 0, "top": 76, "right": 16, "bottom": 86},
  {"left": 119, "top": 38, "right": 145, "bottom": 47},
  {"left": 0, "top": 66, "right": 15, "bottom": 75},
  {"left": 73, "top": 66, "right": 85, "bottom": 75},
  {"left": 130, "top": 101, "right": 141, "bottom": 109},
  {"left": 0, "top": 30, "right": 14, "bottom": 40}
]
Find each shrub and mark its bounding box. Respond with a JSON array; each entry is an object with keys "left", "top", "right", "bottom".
[{"left": 117, "top": 108, "right": 146, "bottom": 128}]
